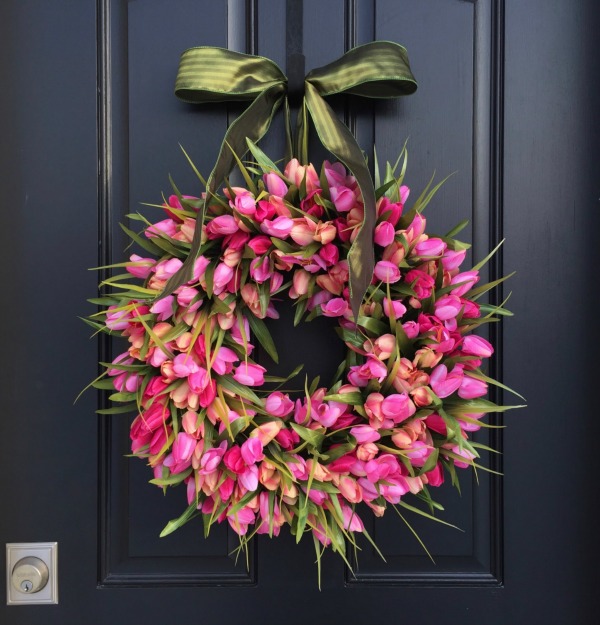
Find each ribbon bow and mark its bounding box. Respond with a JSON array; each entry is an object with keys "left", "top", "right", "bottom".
[{"left": 161, "top": 41, "right": 417, "bottom": 318}]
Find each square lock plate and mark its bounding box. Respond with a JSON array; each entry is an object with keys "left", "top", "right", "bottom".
[{"left": 6, "top": 542, "right": 58, "bottom": 605}]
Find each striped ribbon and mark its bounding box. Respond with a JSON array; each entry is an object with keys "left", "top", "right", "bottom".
[{"left": 161, "top": 41, "right": 417, "bottom": 319}]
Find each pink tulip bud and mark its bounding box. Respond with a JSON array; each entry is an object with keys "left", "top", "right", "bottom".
[
  {"left": 260, "top": 216, "right": 294, "bottom": 238},
  {"left": 462, "top": 335, "right": 494, "bottom": 358},
  {"left": 263, "top": 172, "right": 288, "bottom": 196},
  {"left": 415, "top": 237, "right": 447, "bottom": 257},
  {"left": 241, "top": 438, "right": 265, "bottom": 465},
  {"left": 330, "top": 186, "right": 356, "bottom": 212},
  {"left": 321, "top": 297, "right": 349, "bottom": 317},
  {"left": 374, "top": 221, "right": 396, "bottom": 247},
  {"left": 207, "top": 215, "right": 239, "bottom": 236},
  {"left": 434, "top": 294, "right": 463, "bottom": 320},
  {"left": 233, "top": 362, "right": 266, "bottom": 386},
  {"left": 250, "top": 421, "right": 283, "bottom": 445},
  {"left": 442, "top": 249, "right": 467, "bottom": 272},
  {"left": 350, "top": 425, "right": 381, "bottom": 444},
  {"left": 458, "top": 375, "right": 488, "bottom": 399},
  {"left": 374, "top": 260, "right": 401, "bottom": 283}
]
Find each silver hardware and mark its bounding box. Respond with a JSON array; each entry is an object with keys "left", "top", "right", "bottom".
[
  {"left": 6, "top": 543, "right": 58, "bottom": 605},
  {"left": 11, "top": 556, "right": 49, "bottom": 594}
]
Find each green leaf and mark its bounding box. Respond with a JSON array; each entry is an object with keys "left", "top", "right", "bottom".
[
  {"left": 160, "top": 502, "right": 199, "bottom": 537},
  {"left": 150, "top": 468, "right": 193, "bottom": 486},
  {"left": 322, "top": 391, "right": 363, "bottom": 405},
  {"left": 246, "top": 138, "right": 282, "bottom": 174},
  {"left": 468, "top": 369, "right": 526, "bottom": 401},
  {"left": 357, "top": 315, "right": 388, "bottom": 335},
  {"left": 96, "top": 403, "right": 138, "bottom": 415},
  {"left": 445, "top": 398, "right": 526, "bottom": 415},
  {"left": 226, "top": 141, "right": 257, "bottom": 195},
  {"left": 119, "top": 223, "right": 163, "bottom": 256},
  {"left": 472, "top": 239, "right": 504, "bottom": 272},
  {"left": 245, "top": 312, "right": 279, "bottom": 363},
  {"left": 179, "top": 143, "right": 207, "bottom": 187},
  {"left": 217, "top": 374, "right": 262, "bottom": 406},
  {"left": 290, "top": 423, "right": 325, "bottom": 449}
]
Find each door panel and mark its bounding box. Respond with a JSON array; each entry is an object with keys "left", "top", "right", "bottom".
[{"left": 1, "top": 1, "right": 598, "bottom": 624}]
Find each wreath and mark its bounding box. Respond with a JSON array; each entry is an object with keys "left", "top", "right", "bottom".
[{"left": 83, "top": 42, "right": 521, "bottom": 578}]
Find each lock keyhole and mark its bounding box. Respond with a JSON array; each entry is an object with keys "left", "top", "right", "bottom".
[{"left": 11, "top": 556, "right": 49, "bottom": 594}]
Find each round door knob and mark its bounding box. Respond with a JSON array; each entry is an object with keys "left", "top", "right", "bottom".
[{"left": 11, "top": 556, "right": 49, "bottom": 594}]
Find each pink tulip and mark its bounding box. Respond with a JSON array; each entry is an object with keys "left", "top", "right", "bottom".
[
  {"left": 415, "top": 237, "right": 447, "bottom": 257},
  {"left": 126, "top": 254, "right": 155, "bottom": 279},
  {"left": 171, "top": 432, "right": 196, "bottom": 466},
  {"left": 429, "top": 364, "right": 464, "bottom": 398},
  {"left": 405, "top": 269, "right": 435, "bottom": 298},
  {"left": 356, "top": 442, "right": 379, "bottom": 462},
  {"left": 376, "top": 196, "right": 403, "bottom": 226},
  {"left": 337, "top": 476, "right": 363, "bottom": 503},
  {"left": 350, "top": 425, "right": 381, "bottom": 444},
  {"left": 321, "top": 297, "right": 348, "bottom": 317},
  {"left": 284, "top": 159, "right": 319, "bottom": 192},
  {"left": 260, "top": 216, "right": 294, "bottom": 238},
  {"left": 213, "top": 262, "right": 234, "bottom": 291},
  {"left": 210, "top": 346, "right": 239, "bottom": 375},
  {"left": 319, "top": 243, "right": 339, "bottom": 266},
  {"left": 458, "top": 375, "right": 488, "bottom": 399},
  {"left": 150, "top": 295, "right": 175, "bottom": 321},
  {"left": 153, "top": 258, "right": 183, "bottom": 280},
  {"left": 233, "top": 362, "right": 266, "bottom": 386},
  {"left": 382, "top": 297, "right": 407, "bottom": 319},
  {"left": 231, "top": 189, "right": 257, "bottom": 216},
  {"left": 381, "top": 393, "right": 416, "bottom": 424},
  {"left": 192, "top": 255, "right": 211, "bottom": 281},
  {"left": 246, "top": 235, "right": 272, "bottom": 255},
  {"left": 207, "top": 215, "right": 239, "bottom": 236},
  {"left": 402, "top": 320, "right": 420, "bottom": 338},
  {"left": 341, "top": 504, "right": 365, "bottom": 532},
  {"left": 172, "top": 353, "right": 200, "bottom": 377},
  {"left": 442, "top": 249, "right": 467, "bottom": 272},
  {"left": 313, "top": 401, "right": 347, "bottom": 428},
  {"left": 275, "top": 428, "right": 300, "bottom": 450},
  {"left": 241, "top": 438, "right": 264, "bottom": 465},
  {"left": 434, "top": 294, "right": 463, "bottom": 320},
  {"left": 265, "top": 392, "right": 294, "bottom": 417},
  {"left": 223, "top": 446, "right": 244, "bottom": 475},
  {"left": 448, "top": 445, "right": 476, "bottom": 469},
  {"left": 425, "top": 461, "right": 445, "bottom": 487},
  {"left": 330, "top": 186, "right": 356, "bottom": 212},
  {"left": 289, "top": 219, "right": 315, "bottom": 247},
  {"left": 250, "top": 420, "right": 283, "bottom": 445},
  {"left": 374, "top": 221, "right": 396, "bottom": 247},
  {"left": 263, "top": 172, "right": 288, "bottom": 196},
  {"left": 451, "top": 270, "right": 479, "bottom": 297},
  {"left": 462, "top": 335, "right": 494, "bottom": 358},
  {"left": 145, "top": 218, "right": 177, "bottom": 239},
  {"left": 374, "top": 260, "right": 401, "bottom": 283},
  {"left": 405, "top": 441, "right": 433, "bottom": 467},
  {"left": 105, "top": 306, "right": 132, "bottom": 331},
  {"left": 227, "top": 505, "right": 255, "bottom": 535},
  {"left": 199, "top": 440, "right": 227, "bottom": 474},
  {"left": 250, "top": 256, "right": 272, "bottom": 283}
]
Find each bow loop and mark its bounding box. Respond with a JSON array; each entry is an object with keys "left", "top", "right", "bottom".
[{"left": 161, "top": 42, "right": 417, "bottom": 319}]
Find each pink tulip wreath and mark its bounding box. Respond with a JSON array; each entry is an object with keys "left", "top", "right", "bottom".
[{"left": 85, "top": 143, "right": 519, "bottom": 573}]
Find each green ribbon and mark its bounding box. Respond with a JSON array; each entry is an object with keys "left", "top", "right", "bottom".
[{"left": 161, "top": 41, "right": 417, "bottom": 319}]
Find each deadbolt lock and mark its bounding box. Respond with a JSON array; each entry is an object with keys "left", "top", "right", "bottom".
[{"left": 11, "top": 556, "right": 49, "bottom": 594}]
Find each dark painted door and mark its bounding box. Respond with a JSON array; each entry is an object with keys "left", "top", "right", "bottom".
[{"left": 1, "top": 1, "right": 598, "bottom": 624}]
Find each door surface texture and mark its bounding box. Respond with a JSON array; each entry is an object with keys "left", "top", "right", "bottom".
[{"left": 1, "top": 1, "right": 598, "bottom": 624}]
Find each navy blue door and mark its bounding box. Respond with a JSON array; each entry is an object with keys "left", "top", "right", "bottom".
[{"left": 1, "top": 1, "right": 598, "bottom": 623}]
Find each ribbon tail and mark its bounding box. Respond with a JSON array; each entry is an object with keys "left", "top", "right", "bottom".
[
  {"left": 304, "top": 82, "right": 376, "bottom": 320},
  {"left": 159, "top": 85, "right": 285, "bottom": 301}
]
